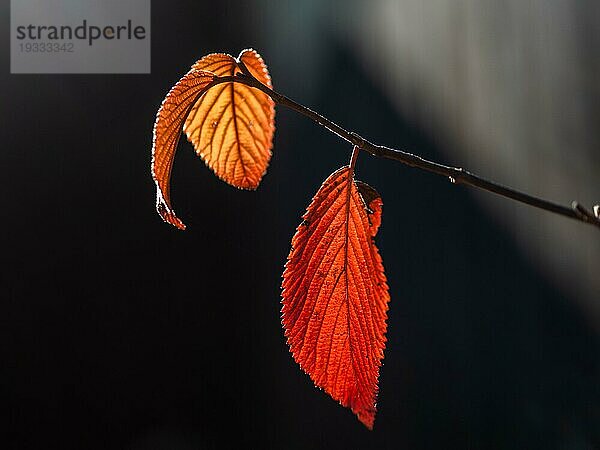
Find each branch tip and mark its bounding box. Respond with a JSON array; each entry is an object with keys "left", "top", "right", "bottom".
[
  {"left": 219, "top": 71, "right": 599, "bottom": 230},
  {"left": 572, "top": 201, "right": 600, "bottom": 226}
]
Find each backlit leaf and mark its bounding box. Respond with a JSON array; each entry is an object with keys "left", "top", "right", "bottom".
[
  {"left": 152, "top": 69, "right": 215, "bottom": 230},
  {"left": 151, "top": 49, "right": 275, "bottom": 229},
  {"left": 281, "top": 166, "right": 390, "bottom": 429},
  {"left": 184, "top": 49, "right": 275, "bottom": 189}
]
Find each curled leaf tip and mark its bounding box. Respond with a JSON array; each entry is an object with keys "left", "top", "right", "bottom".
[{"left": 156, "top": 193, "right": 186, "bottom": 230}]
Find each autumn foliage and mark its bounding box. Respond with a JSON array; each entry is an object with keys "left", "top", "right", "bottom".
[
  {"left": 282, "top": 165, "right": 390, "bottom": 429},
  {"left": 152, "top": 49, "right": 275, "bottom": 229},
  {"left": 151, "top": 49, "right": 390, "bottom": 428}
]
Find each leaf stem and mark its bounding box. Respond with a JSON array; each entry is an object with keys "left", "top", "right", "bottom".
[
  {"left": 213, "top": 73, "right": 600, "bottom": 229},
  {"left": 350, "top": 145, "right": 359, "bottom": 171}
]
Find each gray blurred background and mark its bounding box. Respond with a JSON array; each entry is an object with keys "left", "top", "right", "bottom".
[{"left": 258, "top": 0, "right": 600, "bottom": 328}]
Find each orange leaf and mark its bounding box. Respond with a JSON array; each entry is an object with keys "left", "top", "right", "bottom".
[
  {"left": 152, "top": 69, "right": 215, "bottom": 230},
  {"left": 281, "top": 166, "right": 390, "bottom": 429},
  {"left": 184, "top": 49, "right": 275, "bottom": 189},
  {"left": 151, "top": 49, "right": 275, "bottom": 229}
]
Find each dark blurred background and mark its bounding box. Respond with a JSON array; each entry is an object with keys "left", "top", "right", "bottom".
[{"left": 1, "top": 1, "right": 599, "bottom": 449}]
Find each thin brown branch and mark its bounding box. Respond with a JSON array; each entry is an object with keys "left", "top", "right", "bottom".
[{"left": 213, "top": 72, "right": 600, "bottom": 229}]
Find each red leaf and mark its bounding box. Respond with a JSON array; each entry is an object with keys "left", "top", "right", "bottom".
[{"left": 281, "top": 166, "right": 390, "bottom": 429}]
